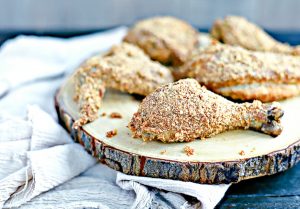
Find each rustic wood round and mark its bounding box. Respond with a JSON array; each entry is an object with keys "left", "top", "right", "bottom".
[
  {"left": 55, "top": 35, "right": 300, "bottom": 184},
  {"left": 55, "top": 73, "right": 300, "bottom": 184}
]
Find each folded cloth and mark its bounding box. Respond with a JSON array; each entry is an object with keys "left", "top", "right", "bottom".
[
  {"left": 0, "top": 27, "right": 127, "bottom": 98},
  {"left": 0, "top": 106, "right": 96, "bottom": 208},
  {"left": 0, "top": 28, "right": 230, "bottom": 209},
  {"left": 117, "top": 173, "right": 230, "bottom": 209}
]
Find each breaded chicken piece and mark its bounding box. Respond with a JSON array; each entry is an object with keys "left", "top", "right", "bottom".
[
  {"left": 124, "top": 16, "right": 199, "bottom": 66},
  {"left": 73, "top": 43, "right": 174, "bottom": 128},
  {"left": 211, "top": 16, "right": 300, "bottom": 55},
  {"left": 129, "top": 79, "right": 284, "bottom": 143},
  {"left": 176, "top": 44, "right": 300, "bottom": 102}
]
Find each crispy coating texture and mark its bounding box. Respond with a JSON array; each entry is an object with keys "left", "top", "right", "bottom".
[
  {"left": 176, "top": 44, "right": 300, "bottom": 102},
  {"left": 124, "top": 16, "right": 199, "bottom": 66},
  {"left": 73, "top": 43, "right": 173, "bottom": 128},
  {"left": 129, "top": 79, "right": 284, "bottom": 142},
  {"left": 211, "top": 16, "right": 300, "bottom": 55}
]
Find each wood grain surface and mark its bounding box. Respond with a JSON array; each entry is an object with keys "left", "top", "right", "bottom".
[{"left": 55, "top": 69, "right": 300, "bottom": 184}]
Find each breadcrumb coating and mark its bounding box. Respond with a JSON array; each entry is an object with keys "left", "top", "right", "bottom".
[
  {"left": 124, "top": 16, "right": 199, "bottom": 66},
  {"left": 177, "top": 44, "right": 300, "bottom": 102},
  {"left": 211, "top": 16, "right": 300, "bottom": 55},
  {"left": 73, "top": 43, "right": 173, "bottom": 128},
  {"left": 129, "top": 79, "right": 283, "bottom": 142}
]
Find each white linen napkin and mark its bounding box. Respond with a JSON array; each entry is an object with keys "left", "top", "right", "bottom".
[
  {"left": 117, "top": 173, "right": 230, "bottom": 209},
  {"left": 0, "top": 106, "right": 96, "bottom": 208},
  {"left": 0, "top": 27, "right": 127, "bottom": 98},
  {"left": 0, "top": 28, "right": 230, "bottom": 209}
]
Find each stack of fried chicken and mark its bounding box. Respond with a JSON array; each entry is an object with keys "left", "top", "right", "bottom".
[{"left": 73, "top": 16, "right": 300, "bottom": 142}]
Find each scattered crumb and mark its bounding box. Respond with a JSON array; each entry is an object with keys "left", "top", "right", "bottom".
[
  {"left": 101, "top": 112, "right": 106, "bottom": 117},
  {"left": 110, "top": 112, "right": 122, "bottom": 119},
  {"left": 160, "top": 150, "right": 167, "bottom": 155},
  {"left": 184, "top": 146, "right": 194, "bottom": 156},
  {"left": 238, "top": 150, "right": 245, "bottom": 156},
  {"left": 250, "top": 147, "right": 256, "bottom": 152},
  {"left": 211, "top": 39, "right": 219, "bottom": 45},
  {"left": 106, "top": 129, "right": 118, "bottom": 138}
]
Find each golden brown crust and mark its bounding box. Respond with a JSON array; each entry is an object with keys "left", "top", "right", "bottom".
[
  {"left": 73, "top": 43, "right": 174, "bottom": 128},
  {"left": 85, "top": 43, "right": 174, "bottom": 96},
  {"left": 216, "top": 83, "right": 300, "bottom": 102},
  {"left": 73, "top": 76, "right": 105, "bottom": 129},
  {"left": 211, "top": 16, "right": 300, "bottom": 55},
  {"left": 124, "top": 16, "right": 199, "bottom": 66},
  {"left": 129, "top": 79, "right": 283, "bottom": 142},
  {"left": 177, "top": 44, "right": 300, "bottom": 102}
]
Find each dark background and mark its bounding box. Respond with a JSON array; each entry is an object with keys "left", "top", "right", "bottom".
[
  {"left": 1, "top": 0, "right": 300, "bottom": 45},
  {"left": 1, "top": 0, "right": 299, "bottom": 208},
  {"left": 1, "top": 0, "right": 300, "bottom": 31}
]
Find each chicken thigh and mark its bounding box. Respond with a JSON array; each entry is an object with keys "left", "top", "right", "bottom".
[{"left": 176, "top": 44, "right": 300, "bottom": 102}]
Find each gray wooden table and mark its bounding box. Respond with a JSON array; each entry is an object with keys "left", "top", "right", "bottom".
[{"left": 217, "top": 163, "right": 300, "bottom": 208}]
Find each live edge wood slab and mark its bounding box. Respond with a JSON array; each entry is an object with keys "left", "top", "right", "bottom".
[{"left": 55, "top": 72, "right": 300, "bottom": 184}]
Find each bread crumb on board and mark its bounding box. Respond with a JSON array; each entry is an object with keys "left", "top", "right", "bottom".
[
  {"left": 160, "top": 150, "right": 167, "bottom": 155},
  {"left": 110, "top": 112, "right": 122, "bottom": 119},
  {"left": 238, "top": 150, "right": 245, "bottom": 156},
  {"left": 101, "top": 112, "right": 107, "bottom": 117},
  {"left": 106, "top": 129, "right": 118, "bottom": 138},
  {"left": 184, "top": 146, "right": 194, "bottom": 156}
]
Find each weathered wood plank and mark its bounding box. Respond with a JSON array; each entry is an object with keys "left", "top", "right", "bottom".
[
  {"left": 55, "top": 81, "right": 300, "bottom": 184},
  {"left": 54, "top": 33, "right": 300, "bottom": 185}
]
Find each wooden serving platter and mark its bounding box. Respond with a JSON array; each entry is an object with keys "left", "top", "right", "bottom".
[
  {"left": 55, "top": 72, "right": 300, "bottom": 184},
  {"left": 54, "top": 34, "right": 299, "bottom": 184}
]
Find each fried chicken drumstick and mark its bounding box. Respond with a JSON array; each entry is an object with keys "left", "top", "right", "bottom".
[
  {"left": 124, "top": 16, "right": 199, "bottom": 66},
  {"left": 176, "top": 44, "right": 300, "bottom": 102},
  {"left": 73, "top": 43, "right": 173, "bottom": 128},
  {"left": 211, "top": 16, "right": 300, "bottom": 55},
  {"left": 129, "top": 79, "right": 284, "bottom": 143}
]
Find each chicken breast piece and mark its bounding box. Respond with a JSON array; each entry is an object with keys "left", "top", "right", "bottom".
[{"left": 124, "top": 16, "right": 199, "bottom": 66}]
